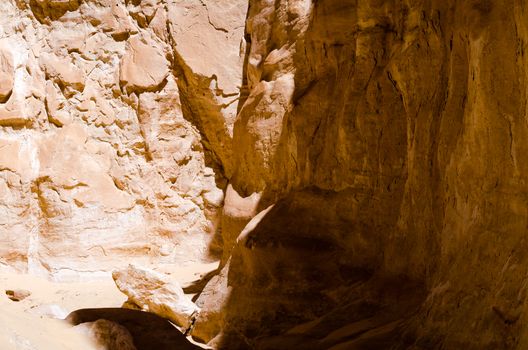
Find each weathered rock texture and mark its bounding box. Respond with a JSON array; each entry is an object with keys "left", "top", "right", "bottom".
[
  {"left": 113, "top": 264, "right": 199, "bottom": 330},
  {"left": 0, "top": 0, "right": 247, "bottom": 280},
  {"left": 5, "top": 0, "right": 528, "bottom": 349},
  {"left": 193, "top": 0, "right": 528, "bottom": 349}
]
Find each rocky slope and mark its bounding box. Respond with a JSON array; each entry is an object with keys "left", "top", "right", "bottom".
[{"left": 3, "top": 0, "right": 528, "bottom": 349}]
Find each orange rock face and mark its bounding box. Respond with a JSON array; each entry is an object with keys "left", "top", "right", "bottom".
[{"left": 195, "top": 1, "right": 528, "bottom": 349}]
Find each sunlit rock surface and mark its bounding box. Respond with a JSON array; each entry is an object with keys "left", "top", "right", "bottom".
[
  {"left": 113, "top": 264, "right": 199, "bottom": 330},
  {"left": 3, "top": 0, "right": 528, "bottom": 349},
  {"left": 0, "top": 0, "right": 246, "bottom": 280}
]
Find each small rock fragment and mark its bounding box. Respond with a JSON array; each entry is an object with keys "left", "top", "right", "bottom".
[{"left": 5, "top": 289, "right": 31, "bottom": 302}]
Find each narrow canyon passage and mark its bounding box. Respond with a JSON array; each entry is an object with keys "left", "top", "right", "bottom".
[{"left": 2, "top": 0, "right": 528, "bottom": 349}]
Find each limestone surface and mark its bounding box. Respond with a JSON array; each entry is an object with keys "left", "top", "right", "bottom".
[{"left": 0, "top": 0, "right": 247, "bottom": 280}]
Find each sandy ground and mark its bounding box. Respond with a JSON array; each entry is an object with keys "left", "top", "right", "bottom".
[{"left": 0, "top": 262, "right": 218, "bottom": 350}]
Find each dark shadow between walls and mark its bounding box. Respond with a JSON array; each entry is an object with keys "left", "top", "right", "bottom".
[
  {"left": 208, "top": 0, "right": 431, "bottom": 348},
  {"left": 214, "top": 188, "right": 427, "bottom": 349}
]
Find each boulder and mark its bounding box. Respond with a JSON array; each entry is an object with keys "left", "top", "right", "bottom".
[
  {"left": 73, "top": 319, "right": 137, "bottom": 350},
  {"left": 191, "top": 263, "right": 230, "bottom": 344},
  {"left": 112, "top": 264, "right": 200, "bottom": 330}
]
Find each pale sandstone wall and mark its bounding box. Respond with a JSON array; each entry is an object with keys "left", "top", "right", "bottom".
[{"left": 0, "top": 0, "right": 246, "bottom": 280}]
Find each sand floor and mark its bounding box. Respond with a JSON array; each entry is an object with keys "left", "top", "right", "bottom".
[{"left": 0, "top": 262, "right": 218, "bottom": 349}]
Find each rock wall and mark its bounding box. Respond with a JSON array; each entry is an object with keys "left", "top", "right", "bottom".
[
  {"left": 194, "top": 0, "right": 528, "bottom": 349},
  {"left": 0, "top": 0, "right": 247, "bottom": 280},
  {"left": 5, "top": 0, "right": 528, "bottom": 349}
]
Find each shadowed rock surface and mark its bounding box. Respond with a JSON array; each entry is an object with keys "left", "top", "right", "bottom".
[
  {"left": 194, "top": 0, "right": 528, "bottom": 349},
  {"left": 66, "top": 308, "right": 202, "bottom": 350}
]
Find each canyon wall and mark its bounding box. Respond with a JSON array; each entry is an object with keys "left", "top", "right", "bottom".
[
  {"left": 0, "top": 0, "right": 247, "bottom": 280},
  {"left": 4, "top": 0, "right": 528, "bottom": 349},
  {"left": 195, "top": 0, "right": 528, "bottom": 349}
]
